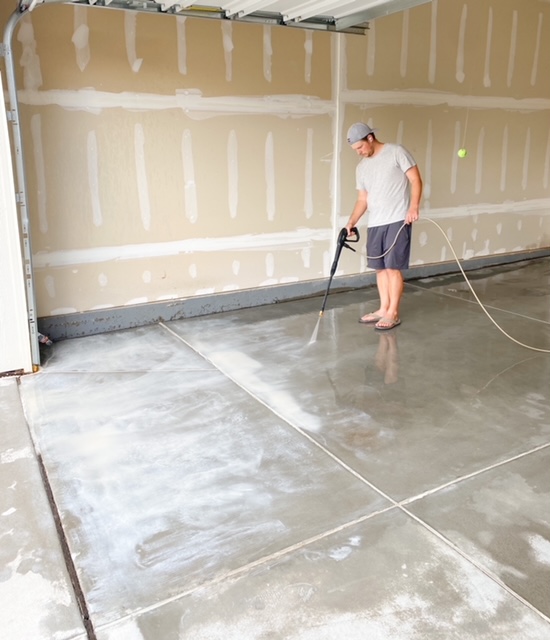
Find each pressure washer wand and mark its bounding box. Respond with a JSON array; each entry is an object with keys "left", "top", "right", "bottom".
[{"left": 318, "top": 227, "right": 360, "bottom": 316}]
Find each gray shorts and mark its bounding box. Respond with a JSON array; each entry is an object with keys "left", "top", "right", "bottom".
[{"left": 366, "top": 220, "right": 411, "bottom": 270}]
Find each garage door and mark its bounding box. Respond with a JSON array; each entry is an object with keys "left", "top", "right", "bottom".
[{"left": 23, "top": 0, "right": 432, "bottom": 34}]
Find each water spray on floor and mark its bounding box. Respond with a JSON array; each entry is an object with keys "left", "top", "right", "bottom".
[{"left": 309, "top": 219, "right": 550, "bottom": 354}]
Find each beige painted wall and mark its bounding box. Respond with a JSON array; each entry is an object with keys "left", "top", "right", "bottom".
[{"left": 1, "top": 0, "right": 549, "bottom": 318}]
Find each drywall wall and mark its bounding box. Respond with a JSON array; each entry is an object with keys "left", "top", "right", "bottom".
[
  {"left": 1, "top": 0, "right": 549, "bottom": 320},
  {"left": 341, "top": 0, "right": 550, "bottom": 269}
]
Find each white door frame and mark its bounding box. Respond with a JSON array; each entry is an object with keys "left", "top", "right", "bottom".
[{"left": 0, "top": 70, "right": 33, "bottom": 375}]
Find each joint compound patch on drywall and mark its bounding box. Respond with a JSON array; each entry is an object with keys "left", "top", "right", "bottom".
[
  {"left": 531, "top": 13, "right": 543, "bottom": 86},
  {"left": 475, "top": 127, "right": 485, "bottom": 194},
  {"left": 266, "top": 252, "right": 274, "bottom": 278},
  {"left": 304, "top": 31, "right": 313, "bottom": 83},
  {"left": 194, "top": 287, "right": 214, "bottom": 295},
  {"left": 30, "top": 201, "right": 550, "bottom": 269},
  {"left": 428, "top": 0, "right": 437, "bottom": 84},
  {"left": 424, "top": 120, "right": 433, "bottom": 204},
  {"left": 17, "top": 18, "right": 43, "bottom": 91},
  {"left": 221, "top": 22, "right": 233, "bottom": 82},
  {"left": 134, "top": 124, "right": 151, "bottom": 231},
  {"left": 18, "top": 89, "right": 333, "bottom": 119},
  {"left": 304, "top": 128, "right": 313, "bottom": 219},
  {"left": 544, "top": 128, "right": 550, "bottom": 189},
  {"left": 125, "top": 296, "right": 148, "bottom": 305},
  {"left": 400, "top": 10, "right": 409, "bottom": 79},
  {"left": 125, "top": 12, "right": 143, "bottom": 73},
  {"left": 301, "top": 247, "right": 311, "bottom": 268},
  {"left": 340, "top": 89, "right": 550, "bottom": 111},
  {"left": 507, "top": 10, "right": 518, "bottom": 88},
  {"left": 322, "top": 248, "right": 330, "bottom": 277},
  {"left": 44, "top": 275, "right": 55, "bottom": 298},
  {"left": 456, "top": 5, "right": 467, "bottom": 83},
  {"left": 366, "top": 22, "right": 375, "bottom": 76},
  {"left": 396, "top": 120, "right": 404, "bottom": 146},
  {"left": 182, "top": 129, "right": 198, "bottom": 224},
  {"left": 176, "top": 16, "right": 187, "bottom": 75},
  {"left": 500, "top": 125, "right": 509, "bottom": 192},
  {"left": 51, "top": 307, "right": 77, "bottom": 315},
  {"left": 30, "top": 114, "right": 47, "bottom": 233},
  {"left": 72, "top": 7, "right": 90, "bottom": 72},
  {"left": 263, "top": 25, "right": 272, "bottom": 82},
  {"left": 32, "top": 227, "right": 333, "bottom": 268},
  {"left": 522, "top": 128, "right": 531, "bottom": 191},
  {"left": 228, "top": 129, "right": 238, "bottom": 219},
  {"left": 484, "top": 7, "right": 493, "bottom": 88},
  {"left": 87, "top": 130, "right": 102, "bottom": 227},
  {"left": 451, "top": 121, "right": 461, "bottom": 194},
  {"left": 18, "top": 86, "right": 550, "bottom": 117},
  {"left": 265, "top": 132, "right": 275, "bottom": 222}
]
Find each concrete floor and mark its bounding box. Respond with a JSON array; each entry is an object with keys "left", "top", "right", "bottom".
[{"left": 2, "top": 257, "right": 550, "bottom": 639}]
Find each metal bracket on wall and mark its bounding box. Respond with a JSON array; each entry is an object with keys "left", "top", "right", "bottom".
[{"left": 3, "top": 8, "right": 41, "bottom": 368}]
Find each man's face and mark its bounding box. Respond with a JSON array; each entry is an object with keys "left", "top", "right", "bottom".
[{"left": 351, "top": 137, "right": 375, "bottom": 157}]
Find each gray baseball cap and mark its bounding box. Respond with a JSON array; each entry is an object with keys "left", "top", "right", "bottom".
[{"left": 347, "top": 122, "right": 377, "bottom": 145}]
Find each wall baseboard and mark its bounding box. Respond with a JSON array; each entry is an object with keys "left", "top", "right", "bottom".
[{"left": 38, "top": 249, "right": 550, "bottom": 342}]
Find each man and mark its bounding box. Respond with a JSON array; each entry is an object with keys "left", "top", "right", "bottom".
[{"left": 345, "top": 122, "right": 422, "bottom": 330}]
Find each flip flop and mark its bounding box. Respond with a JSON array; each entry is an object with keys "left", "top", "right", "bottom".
[
  {"left": 374, "top": 318, "right": 401, "bottom": 331},
  {"left": 358, "top": 313, "right": 382, "bottom": 324}
]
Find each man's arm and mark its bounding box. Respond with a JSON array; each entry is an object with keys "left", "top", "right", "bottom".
[
  {"left": 405, "top": 165, "right": 422, "bottom": 224},
  {"left": 345, "top": 190, "right": 368, "bottom": 235}
]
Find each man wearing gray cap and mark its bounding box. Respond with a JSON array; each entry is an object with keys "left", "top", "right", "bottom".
[{"left": 345, "top": 122, "right": 422, "bottom": 330}]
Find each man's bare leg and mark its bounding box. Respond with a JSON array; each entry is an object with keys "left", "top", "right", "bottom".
[
  {"left": 375, "top": 268, "right": 403, "bottom": 328},
  {"left": 360, "top": 269, "right": 390, "bottom": 322}
]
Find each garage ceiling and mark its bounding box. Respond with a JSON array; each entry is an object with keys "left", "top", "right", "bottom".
[{"left": 21, "top": 0, "right": 432, "bottom": 34}]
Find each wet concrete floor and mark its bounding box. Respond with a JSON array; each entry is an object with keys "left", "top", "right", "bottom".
[{"left": 2, "top": 257, "right": 550, "bottom": 639}]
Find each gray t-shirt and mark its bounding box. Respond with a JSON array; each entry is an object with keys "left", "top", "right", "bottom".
[{"left": 355, "top": 143, "right": 416, "bottom": 228}]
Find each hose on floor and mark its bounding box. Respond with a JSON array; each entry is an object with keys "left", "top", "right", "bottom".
[{"left": 363, "top": 218, "right": 550, "bottom": 354}]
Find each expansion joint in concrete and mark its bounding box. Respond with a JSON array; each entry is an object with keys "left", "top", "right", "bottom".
[{"left": 35, "top": 451, "right": 98, "bottom": 640}]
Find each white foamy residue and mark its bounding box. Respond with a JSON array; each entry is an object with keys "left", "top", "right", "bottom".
[
  {"left": 101, "top": 619, "right": 145, "bottom": 640},
  {"left": 0, "top": 447, "right": 33, "bottom": 464},
  {"left": 209, "top": 350, "right": 322, "bottom": 432},
  {"left": 0, "top": 571, "right": 75, "bottom": 639},
  {"left": 328, "top": 546, "right": 353, "bottom": 561},
  {"left": 526, "top": 533, "right": 550, "bottom": 567}
]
